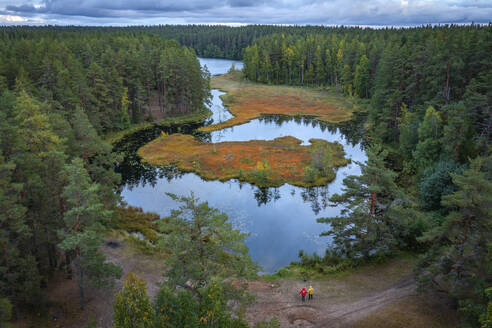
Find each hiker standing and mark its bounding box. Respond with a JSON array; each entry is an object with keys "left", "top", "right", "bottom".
[
  {"left": 308, "top": 285, "right": 314, "bottom": 300},
  {"left": 299, "top": 287, "right": 307, "bottom": 302}
]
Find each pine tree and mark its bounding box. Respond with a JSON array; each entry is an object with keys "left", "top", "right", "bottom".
[
  {"left": 413, "top": 106, "right": 443, "bottom": 171},
  {"left": 158, "top": 193, "right": 258, "bottom": 308},
  {"left": 0, "top": 155, "right": 41, "bottom": 310},
  {"left": 354, "top": 55, "right": 370, "bottom": 98},
  {"left": 341, "top": 64, "right": 353, "bottom": 97},
  {"left": 314, "top": 45, "right": 325, "bottom": 86},
  {"left": 418, "top": 155, "right": 492, "bottom": 327},
  {"left": 442, "top": 102, "right": 475, "bottom": 162},
  {"left": 69, "top": 107, "right": 122, "bottom": 205},
  {"left": 58, "top": 158, "right": 121, "bottom": 310},
  {"left": 318, "top": 145, "right": 404, "bottom": 258}
]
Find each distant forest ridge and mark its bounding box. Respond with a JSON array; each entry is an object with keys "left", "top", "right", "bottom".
[{"left": 1, "top": 24, "right": 490, "bottom": 60}]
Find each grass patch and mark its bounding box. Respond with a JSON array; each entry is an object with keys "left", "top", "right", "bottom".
[
  {"left": 263, "top": 251, "right": 419, "bottom": 282},
  {"left": 200, "top": 71, "right": 353, "bottom": 133},
  {"left": 137, "top": 134, "right": 349, "bottom": 188}
]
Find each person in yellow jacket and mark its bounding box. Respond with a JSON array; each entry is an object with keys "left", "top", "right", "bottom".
[{"left": 308, "top": 285, "right": 314, "bottom": 300}]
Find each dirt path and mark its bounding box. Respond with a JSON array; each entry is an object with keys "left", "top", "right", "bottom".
[
  {"left": 312, "top": 280, "right": 416, "bottom": 328},
  {"left": 24, "top": 240, "right": 456, "bottom": 328},
  {"left": 245, "top": 259, "right": 456, "bottom": 328},
  {"left": 245, "top": 278, "right": 417, "bottom": 327}
]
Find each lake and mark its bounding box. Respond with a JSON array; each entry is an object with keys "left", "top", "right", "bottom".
[{"left": 119, "top": 58, "right": 367, "bottom": 273}]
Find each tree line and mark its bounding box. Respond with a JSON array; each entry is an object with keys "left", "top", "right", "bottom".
[
  {"left": 241, "top": 25, "right": 491, "bottom": 327},
  {"left": 1, "top": 25, "right": 389, "bottom": 61},
  {"left": 0, "top": 29, "right": 210, "bottom": 321}
]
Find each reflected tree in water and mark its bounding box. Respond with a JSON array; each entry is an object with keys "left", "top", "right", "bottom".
[
  {"left": 253, "top": 187, "right": 281, "bottom": 206},
  {"left": 300, "top": 186, "right": 330, "bottom": 215}
]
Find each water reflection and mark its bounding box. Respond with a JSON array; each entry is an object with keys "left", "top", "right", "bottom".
[
  {"left": 116, "top": 58, "right": 367, "bottom": 273},
  {"left": 116, "top": 113, "right": 366, "bottom": 273}
]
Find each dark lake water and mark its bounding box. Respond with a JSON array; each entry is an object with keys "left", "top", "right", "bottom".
[{"left": 118, "top": 58, "right": 367, "bottom": 273}]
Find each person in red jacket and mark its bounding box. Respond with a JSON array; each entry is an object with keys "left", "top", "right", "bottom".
[{"left": 299, "top": 287, "right": 307, "bottom": 302}]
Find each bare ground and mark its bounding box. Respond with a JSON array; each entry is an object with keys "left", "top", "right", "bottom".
[
  {"left": 245, "top": 258, "right": 457, "bottom": 328},
  {"left": 16, "top": 239, "right": 457, "bottom": 328}
]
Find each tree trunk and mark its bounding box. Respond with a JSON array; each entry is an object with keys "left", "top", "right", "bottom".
[
  {"left": 370, "top": 173, "right": 377, "bottom": 218},
  {"left": 370, "top": 191, "right": 377, "bottom": 218},
  {"left": 444, "top": 61, "right": 451, "bottom": 104},
  {"left": 76, "top": 261, "right": 85, "bottom": 310}
]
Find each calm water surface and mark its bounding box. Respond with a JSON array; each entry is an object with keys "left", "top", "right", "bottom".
[{"left": 119, "top": 58, "right": 366, "bottom": 273}]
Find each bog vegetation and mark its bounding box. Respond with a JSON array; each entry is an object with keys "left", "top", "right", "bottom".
[
  {"left": 201, "top": 70, "right": 353, "bottom": 132},
  {"left": 138, "top": 133, "right": 348, "bottom": 187},
  {"left": 0, "top": 24, "right": 491, "bottom": 328}
]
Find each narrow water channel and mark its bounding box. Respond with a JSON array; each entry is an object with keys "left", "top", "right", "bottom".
[{"left": 119, "top": 58, "right": 367, "bottom": 273}]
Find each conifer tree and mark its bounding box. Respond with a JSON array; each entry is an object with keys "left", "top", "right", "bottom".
[
  {"left": 58, "top": 158, "right": 121, "bottom": 310},
  {"left": 318, "top": 145, "right": 404, "bottom": 258},
  {"left": 158, "top": 193, "right": 258, "bottom": 309},
  {"left": 418, "top": 155, "right": 492, "bottom": 326},
  {"left": 354, "top": 55, "right": 370, "bottom": 98},
  {"left": 413, "top": 106, "right": 443, "bottom": 171},
  {"left": 0, "top": 156, "right": 41, "bottom": 310}
]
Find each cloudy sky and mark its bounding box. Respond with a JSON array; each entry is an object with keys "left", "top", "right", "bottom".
[{"left": 0, "top": 0, "right": 491, "bottom": 26}]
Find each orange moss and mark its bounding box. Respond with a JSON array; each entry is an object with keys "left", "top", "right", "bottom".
[
  {"left": 200, "top": 71, "right": 352, "bottom": 132},
  {"left": 138, "top": 134, "right": 349, "bottom": 187}
]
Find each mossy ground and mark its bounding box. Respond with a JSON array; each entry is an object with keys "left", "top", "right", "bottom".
[
  {"left": 200, "top": 71, "right": 353, "bottom": 132},
  {"left": 137, "top": 133, "right": 349, "bottom": 187}
]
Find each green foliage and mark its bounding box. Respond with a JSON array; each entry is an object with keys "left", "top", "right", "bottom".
[
  {"left": 441, "top": 102, "right": 476, "bottom": 162},
  {"left": 158, "top": 193, "right": 257, "bottom": 321},
  {"left": 58, "top": 158, "right": 122, "bottom": 309},
  {"left": 246, "top": 160, "right": 272, "bottom": 186},
  {"left": 480, "top": 288, "right": 492, "bottom": 328},
  {"left": 413, "top": 106, "right": 443, "bottom": 171},
  {"left": 0, "top": 24, "right": 490, "bottom": 324},
  {"left": 0, "top": 31, "right": 210, "bottom": 133},
  {"left": 397, "top": 103, "right": 420, "bottom": 176},
  {"left": 318, "top": 144, "right": 423, "bottom": 258},
  {"left": 354, "top": 55, "right": 370, "bottom": 98},
  {"left": 198, "top": 279, "right": 249, "bottom": 328},
  {"left": 0, "top": 27, "right": 211, "bottom": 318},
  {"left": 419, "top": 160, "right": 464, "bottom": 211},
  {"left": 116, "top": 206, "right": 160, "bottom": 251},
  {"left": 155, "top": 286, "right": 199, "bottom": 328},
  {"left": 0, "top": 297, "right": 12, "bottom": 326},
  {"left": 113, "top": 274, "right": 156, "bottom": 328},
  {"left": 154, "top": 280, "right": 250, "bottom": 328},
  {"left": 310, "top": 142, "right": 334, "bottom": 177},
  {"left": 418, "top": 156, "right": 492, "bottom": 327}
]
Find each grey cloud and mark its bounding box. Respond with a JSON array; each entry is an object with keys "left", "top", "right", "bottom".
[
  {"left": 226, "top": 0, "right": 258, "bottom": 7},
  {"left": 7, "top": 0, "right": 224, "bottom": 16},
  {"left": 3, "top": 0, "right": 492, "bottom": 25},
  {"left": 5, "top": 4, "right": 37, "bottom": 12}
]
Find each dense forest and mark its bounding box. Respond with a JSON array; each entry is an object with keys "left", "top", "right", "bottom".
[
  {"left": 0, "top": 24, "right": 491, "bottom": 327},
  {"left": 243, "top": 25, "right": 492, "bottom": 327},
  {"left": 0, "top": 29, "right": 210, "bottom": 321},
  {"left": 1, "top": 25, "right": 390, "bottom": 60},
  {"left": 0, "top": 30, "right": 210, "bottom": 132}
]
